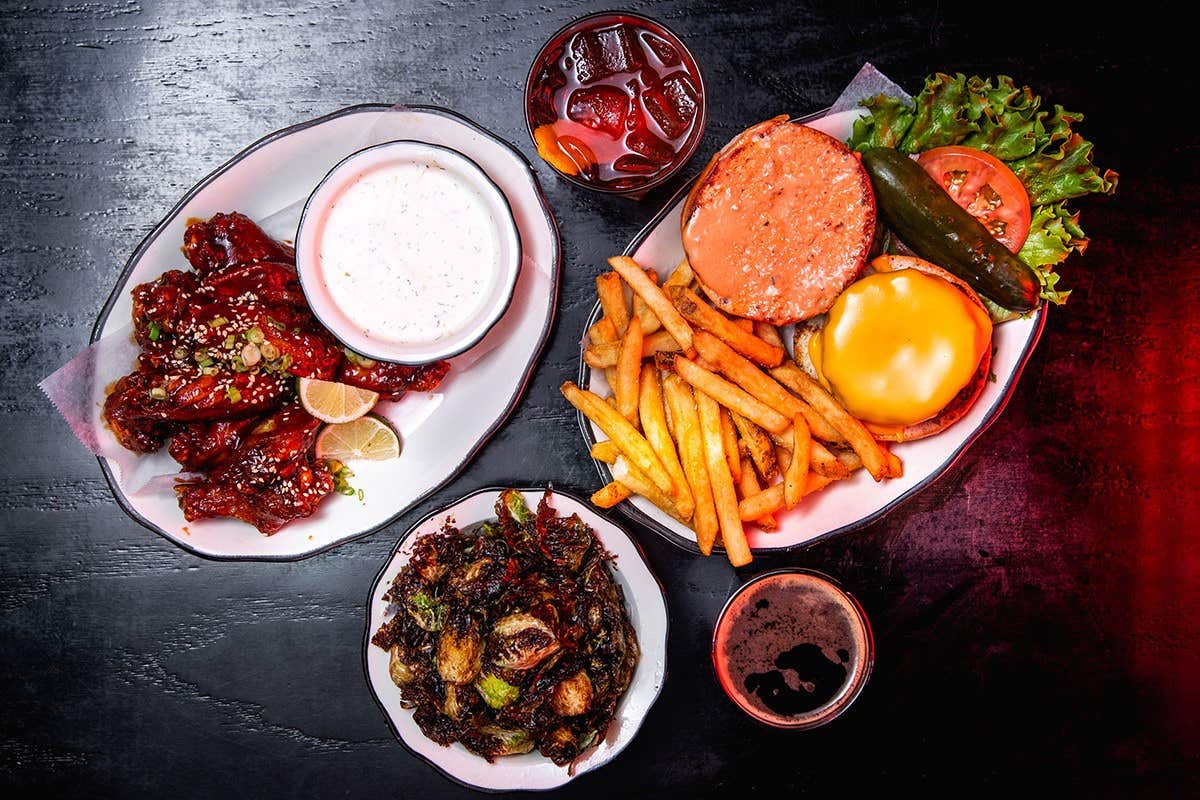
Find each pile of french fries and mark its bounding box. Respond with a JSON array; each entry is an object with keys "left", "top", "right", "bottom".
[{"left": 561, "top": 255, "right": 903, "bottom": 567}]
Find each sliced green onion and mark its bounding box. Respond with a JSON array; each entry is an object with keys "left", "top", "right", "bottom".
[
  {"left": 148, "top": 386, "right": 167, "bottom": 400},
  {"left": 226, "top": 386, "right": 242, "bottom": 403},
  {"left": 246, "top": 326, "right": 265, "bottom": 345},
  {"left": 147, "top": 321, "right": 162, "bottom": 342},
  {"left": 241, "top": 343, "right": 262, "bottom": 367},
  {"left": 259, "top": 342, "right": 280, "bottom": 361}
]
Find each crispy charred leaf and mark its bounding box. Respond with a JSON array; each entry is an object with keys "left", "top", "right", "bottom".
[
  {"left": 476, "top": 672, "right": 520, "bottom": 709},
  {"left": 846, "top": 73, "right": 1115, "bottom": 305},
  {"left": 535, "top": 492, "right": 594, "bottom": 572}
]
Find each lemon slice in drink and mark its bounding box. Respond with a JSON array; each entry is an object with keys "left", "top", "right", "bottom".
[
  {"left": 315, "top": 415, "right": 401, "bottom": 461},
  {"left": 297, "top": 377, "right": 379, "bottom": 424}
]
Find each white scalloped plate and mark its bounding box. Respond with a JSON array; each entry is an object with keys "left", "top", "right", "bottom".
[
  {"left": 577, "top": 107, "right": 1045, "bottom": 554},
  {"left": 92, "top": 106, "right": 560, "bottom": 560},
  {"left": 363, "top": 488, "right": 668, "bottom": 792}
]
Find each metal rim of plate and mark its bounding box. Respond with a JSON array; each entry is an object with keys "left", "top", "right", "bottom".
[
  {"left": 90, "top": 104, "right": 562, "bottom": 562},
  {"left": 574, "top": 107, "right": 1048, "bottom": 556},
  {"left": 361, "top": 485, "right": 670, "bottom": 793}
]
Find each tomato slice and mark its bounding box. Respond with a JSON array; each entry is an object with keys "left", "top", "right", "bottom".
[{"left": 917, "top": 145, "right": 1031, "bottom": 253}]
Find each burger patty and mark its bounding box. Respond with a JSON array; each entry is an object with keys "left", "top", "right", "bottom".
[{"left": 681, "top": 116, "right": 875, "bottom": 325}]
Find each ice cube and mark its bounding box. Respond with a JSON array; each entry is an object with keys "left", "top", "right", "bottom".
[
  {"left": 644, "top": 70, "right": 699, "bottom": 139},
  {"left": 567, "top": 86, "right": 629, "bottom": 139},
  {"left": 570, "top": 24, "right": 645, "bottom": 83},
  {"left": 614, "top": 154, "right": 661, "bottom": 174},
  {"left": 639, "top": 30, "right": 681, "bottom": 67},
  {"left": 626, "top": 128, "right": 675, "bottom": 165}
]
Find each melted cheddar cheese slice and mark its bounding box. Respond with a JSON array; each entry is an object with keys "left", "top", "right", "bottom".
[{"left": 809, "top": 270, "right": 992, "bottom": 426}]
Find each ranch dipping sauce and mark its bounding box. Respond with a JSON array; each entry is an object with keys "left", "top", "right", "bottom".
[
  {"left": 712, "top": 569, "right": 873, "bottom": 729},
  {"left": 315, "top": 159, "right": 502, "bottom": 346}
]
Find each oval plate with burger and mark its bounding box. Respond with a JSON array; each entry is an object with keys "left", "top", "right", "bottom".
[{"left": 572, "top": 75, "right": 1114, "bottom": 558}]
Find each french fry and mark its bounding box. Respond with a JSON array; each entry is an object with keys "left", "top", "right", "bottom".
[
  {"left": 662, "top": 375, "right": 718, "bottom": 553},
  {"left": 805, "top": 472, "right": 836, "bottom": 495},
  {"left": 776, "top": 442, "right": 791, "bottom": 473},
  {"left": 809, "top": 440, "right": 851, "bottom": 479},
  {"left": 596, "top": 272, "right": 629, "bottom": 336},
  {"left": 632, "top": 268, "right": 663, "bottom": 336},
  {"left": 608, "top": 256, "right": 694, "bottom": 355},
  {"left": 664, "top": 258, "right": 693, "bottom": 290},
  {"left": 612, "top": 456, "right": 684, "bottom": 521},
  {"left": 643, "top": 329, "right": 681, "bottom": 357},
  {"left": 784, "top": 415, "right": 811, "bottom": 509},
  {"left": 753, "top": 321, "right": 784, "bottom": 348},
  {"left": 583, "top": 342, "right": 619, "bottom": 369},
  {"left": 673, "top": 356, "right": 790, "bottom": 434},
  {"left": 837, "top": 448, "right": 865, "bottom": 473},
  {"left": 769, "top": 428, "right": 851, "bottom": 479},
  {"left": 669, "top": 286, "right": 785, "bottom": 367},
  {"left": 739, "top": 483, "right": 784, "bottom": 521},
  {"left": 587, "top": 315, "right": 619, "bottom": 388},
  {"left": 560, "top": 382, "right": 673, "bottom": 493},
  {"left": 638, "top": 364, "right": 694, "bottom": 521},
  {"left": 585, "top": 330, "right": 682, "bottom": 369},
  {"left": 730, "top": 411, "right": 777, "bottom": 481},
  {"left": 719, "top": 407, "right": 742, "bottom": 483},
  {"left": 615, "top": 319, "right": 643, "bottom": 424},
  {"left": 695, "top": 389, "right": 751, "bottom": 566},
  {"left": 591, "top": 482, "right": 631, "bottom": 508},
  {"left": 738, "top": 456, "right": 776, "bottom": 530},
  {"left": 693, "top": 330, "right": 844, "bottom": 444},
  {"left": 886, "top": 449, "right": 903, "bottom": 478},
  {"left": 769, "top": 363, "right": 891, "bottom": 481},
  {"left": 588, "top": 317, "right": 617, "bottom": 345},
  {"left": 733, "top": 318, "right": 754, "bottom": 334},
  {"left": 590, "top": 440, "right": 619, "bottom": 464},
  {"left": 737, "top": 473, "right": 836, "bottom": 521}
]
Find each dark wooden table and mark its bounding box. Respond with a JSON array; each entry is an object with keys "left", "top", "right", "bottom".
[{"left": 3, "top": 2, "right": 1195, "bottom": 797}]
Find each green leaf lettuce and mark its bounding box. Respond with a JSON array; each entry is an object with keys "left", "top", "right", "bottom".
[{"left": 847, "top": 73, "right": 1116, "bottom": 306}]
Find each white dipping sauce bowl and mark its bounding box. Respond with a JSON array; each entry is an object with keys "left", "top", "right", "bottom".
[{"left": 296, "top": 140, "right": 521, "bottom": 364}]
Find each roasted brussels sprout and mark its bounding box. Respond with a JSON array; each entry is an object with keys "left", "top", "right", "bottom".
[
  {"left": 437, "top": 617, "right": 483, "bottom": 685},
  {"left": 475, "top": 672, "right": 520, "bottom": 709},
  {"left": 473, "top": 725, "right": 534, "bottom": 757},
  {"left": 406, "top": 591, "right": 444, "bottom": 631},
  {"left": 389, "top": 644, "right": 418, "bottom": 686},
  {"left": 551, "top": 671, "right": 593, "bottom": 716},
  {"left": 490, "top": 613, "right": 560, "bottom": 670}
]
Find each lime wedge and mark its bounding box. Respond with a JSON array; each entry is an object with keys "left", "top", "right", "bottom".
[
  {"left": 297, "top": 377, "right": 379, "bottom": 424},
  {"left": 315, "top": 415, "right": 401, "bottom": 461}
]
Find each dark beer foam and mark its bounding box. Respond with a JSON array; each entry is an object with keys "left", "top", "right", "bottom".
[{"left": 713, "top": 571, "right": 871, "bottom": 727}]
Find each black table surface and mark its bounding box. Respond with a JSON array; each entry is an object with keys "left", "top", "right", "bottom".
[{"left": 3, "top": 2, "right": 1196, "bottom": 797}]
